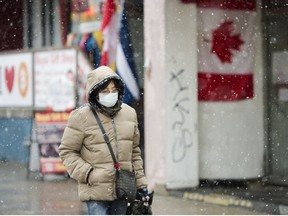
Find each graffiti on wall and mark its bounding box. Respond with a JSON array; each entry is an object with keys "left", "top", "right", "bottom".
[{"left": 169, "top": 68, "right": 193, "bottom": 163}]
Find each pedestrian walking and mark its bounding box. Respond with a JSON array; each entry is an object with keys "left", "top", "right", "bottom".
[{"left": 59, "top": 66, "right": 148, "bottom": 215}]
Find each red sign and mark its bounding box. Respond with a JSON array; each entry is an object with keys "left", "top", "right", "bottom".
[{"left": 40, "top": 157, "right": 67, "bottom": 174}]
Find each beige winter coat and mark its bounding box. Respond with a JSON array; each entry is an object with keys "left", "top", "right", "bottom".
[{"left": 59, "top": 66, "right": 147, "bottom": 201}]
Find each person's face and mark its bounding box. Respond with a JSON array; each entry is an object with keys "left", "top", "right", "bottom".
[{"left": 99, "top": 81, "right": 118, "bottom": 96}]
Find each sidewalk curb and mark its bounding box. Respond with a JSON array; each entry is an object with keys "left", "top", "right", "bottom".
[
  {"left": 182, "top": 192, "right": 253, "bottom": 208},
  {"left": 182, "top": 191, "right": 279, "bottom": 214},
  {"left": 153, "top": 184, "right": 287, "bottom": 215}
]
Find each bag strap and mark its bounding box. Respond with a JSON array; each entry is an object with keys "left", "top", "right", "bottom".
[{"left": 91, "top": 107, "right": 120, "bottom": 169}]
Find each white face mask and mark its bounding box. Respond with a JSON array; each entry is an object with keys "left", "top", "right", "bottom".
[{"left": 99, "top": 92, "right": 118, "bottom": 107}]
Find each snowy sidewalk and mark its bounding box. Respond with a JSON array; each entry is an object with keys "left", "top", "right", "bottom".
[{"left": 0, "top": 161, "right": 280, "bottom": 215}]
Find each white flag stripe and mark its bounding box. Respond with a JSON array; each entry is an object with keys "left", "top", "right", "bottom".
[
  {"left": 198, "top": 8, "right": 256, "bottom": 74},
  {"left": 116, "top": 43, "right": 140, "bottom": 100},
  {"left": 101, "top": 6, "right": 119, "bottom": 66}
]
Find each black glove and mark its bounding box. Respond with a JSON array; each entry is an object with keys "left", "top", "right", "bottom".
[{"left": 136, "top": 187, "right": 149, "bottom": 201}]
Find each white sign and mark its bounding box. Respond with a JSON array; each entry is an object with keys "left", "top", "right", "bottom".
[
  {"left": 77, "top": 51, "right": 93, "bottom": 105},
  {"left": 34, "top": 49, "right": 77, "bottom": 111},
  {"left": 0, "top": 53, "right": 33, "bottom": 107}
]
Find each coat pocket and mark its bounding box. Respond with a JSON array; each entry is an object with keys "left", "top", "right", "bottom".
[{"left": 89, "top": 167, "right": 115, "bottom": 185}]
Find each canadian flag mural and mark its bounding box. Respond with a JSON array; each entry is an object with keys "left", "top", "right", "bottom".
[{"left": 197, "top": 0, "right": 257, "bottom": 101}]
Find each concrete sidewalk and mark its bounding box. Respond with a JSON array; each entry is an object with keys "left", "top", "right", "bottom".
[{"left": 0, "top": 161, "right": 283, "bottom": 215}]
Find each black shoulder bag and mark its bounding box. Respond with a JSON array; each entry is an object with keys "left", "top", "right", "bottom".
[{"left": 91, "top": 107, "right": 137, "bottom": 202}]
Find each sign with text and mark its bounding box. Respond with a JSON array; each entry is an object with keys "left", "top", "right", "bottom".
[
  {"left": 77, "top": 51, "right": 93, "bottom": 105},
  {"left": 34, "top": 49, "right": 77, "bottom": 111},
  {"left": 35, "top": 111, "right": 69, "bottom": 174},
  {"left": 0, "top": 53, "right": 33, "bottom": 107}
]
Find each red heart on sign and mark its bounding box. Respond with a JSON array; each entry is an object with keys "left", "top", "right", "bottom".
[{"left": 5, "top": 67, "right": 15, "bottom": 93}]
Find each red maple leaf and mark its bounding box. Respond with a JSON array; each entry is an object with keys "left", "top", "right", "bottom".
[{"left": 211, "top": 20, "right": 244, "bottom": 63}]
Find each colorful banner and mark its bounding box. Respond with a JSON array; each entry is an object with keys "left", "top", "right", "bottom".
[
  {"left": 34, "top": 49, "right": 77, "bottom": 111},
  {"left": 197, "top": 0, "right": 256, "bottom": 101},
  {"left": 0, "top": 53, "right": 33, "bottom": 107}
]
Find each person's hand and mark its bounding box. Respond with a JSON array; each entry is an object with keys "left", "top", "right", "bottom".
[{"left": 136, "top": 187, "right": 149, "bottom": 201}]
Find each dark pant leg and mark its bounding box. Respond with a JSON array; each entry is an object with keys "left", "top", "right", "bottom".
[{"left": 108, "top": 199, "right": 128, "bottom": 215}]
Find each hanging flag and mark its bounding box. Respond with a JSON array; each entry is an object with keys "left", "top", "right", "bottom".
[
  {"left": 100, "top": 0, "right": 119, "bottom": 68},
  {"left": 116, "top": 1, "right": 140, "bottom": 105},
  {"left": 85, "top": 33, "right": 101, "bottom": 68},
  {"left": 197, "top": 0, "right": 257, "bottom": 101}
]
